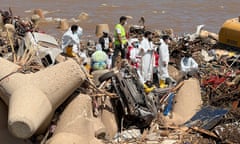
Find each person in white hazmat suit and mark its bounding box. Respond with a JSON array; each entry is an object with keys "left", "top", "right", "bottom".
[
  {"left": 139, "top": 31, "right": 155, "bottom": 83},
  {"left": 158, "top": 35, "right": 171, "bottom": 88},
  {"left": 127, "top": 38, "right": 144, "bottom": 84},
  {"left": 180, "top": 52, "right": 198, "bottom": 76}
]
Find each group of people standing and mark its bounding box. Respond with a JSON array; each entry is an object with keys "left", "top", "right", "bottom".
[
  {"left": 108, "top": 16, "right": 173, "bottom": 88},
  {"left": 61, "top": 15, "right": 198, "bottom": 88}
]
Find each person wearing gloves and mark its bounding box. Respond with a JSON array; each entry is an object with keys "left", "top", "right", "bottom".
[
  {"left": 180, "top": 52, "right": 198, "bottom": 76},
  {"left": 158, "top": 35, "right": 171, "bottom": 88},
  {"left": 112, "top": 16, "right": 128, "bottom": 67},
  {"left": 140, "top": 31, "right": 155, "bottom": 83},
  {"left": 61, "top": 24, "right": 83, "bottom": 57}
]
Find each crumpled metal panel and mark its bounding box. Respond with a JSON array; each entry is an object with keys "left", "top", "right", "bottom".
[{"left": 184, "top": 105, "right": 229, "bottom": 130}]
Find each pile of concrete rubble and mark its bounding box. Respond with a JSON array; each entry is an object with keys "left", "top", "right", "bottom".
[{"left": 1, "top": 9, "right": 240, "bottom": 144}]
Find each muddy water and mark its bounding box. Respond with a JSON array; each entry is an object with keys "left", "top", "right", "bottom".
[{"left": 1, "top": 0, "right": 240, "bottom": 40}]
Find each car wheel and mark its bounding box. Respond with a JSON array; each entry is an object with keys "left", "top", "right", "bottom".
[{"left": 99, "top": 71, "right": 115, "bottom": 83}]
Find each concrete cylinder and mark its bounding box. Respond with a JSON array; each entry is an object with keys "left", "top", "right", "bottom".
[
  {"left": 0, "top": 58, "right": 86, "bottom": 138},
  {"left": 95, "top": 24, "right": 110, "bottom": 38},
  {"left": 46, "top": 94, "right": 104, "bottom": 144},
  {"left": 58, "top": 19, "right": 69, "bottom": 31}
]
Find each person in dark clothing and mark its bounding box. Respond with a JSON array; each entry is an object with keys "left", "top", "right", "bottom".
[{"left": 98, "top": 31, "right": 113, "bottom": 53}]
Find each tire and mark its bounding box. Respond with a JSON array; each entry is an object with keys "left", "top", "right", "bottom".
[{"left": 99, "top": 71, "right": 115, "bottom": 83}]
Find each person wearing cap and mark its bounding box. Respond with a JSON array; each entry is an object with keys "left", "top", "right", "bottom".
[
  {"left": 139, "top": 31, "right": 155, "bottom": 83},
  {"left": 61, "top": 24, "right": 83, "bottom": 57},
  {"left": 158, "top": 35, "right": 171, "bottom": 88},
  {"left": 98, "top": 31, "right": 113, "bottom": 53},
  {"left": 112, "top": 16, "right": 128, "bottom": 67}
]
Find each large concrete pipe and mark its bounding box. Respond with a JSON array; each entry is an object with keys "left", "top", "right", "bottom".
[
  {"left": 0, "top": 58, "right": 86, "bottom": 138},
  {"left": 46, "top": 94, "right": 104, "bottom": 144}
]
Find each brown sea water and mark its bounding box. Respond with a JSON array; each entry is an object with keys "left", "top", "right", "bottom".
[{"left": 1, "top": 0, "right": 239, "bottom": 40}]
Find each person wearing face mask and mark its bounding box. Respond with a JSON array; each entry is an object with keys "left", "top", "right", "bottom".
[
  {"left": 112, "top": 16, "right": 128, "bottom": 67},
  {"left": 139, "top": 31, "right": 155, "bottom": 83},
  {"left": 61, "top": 24, "right": 83, "bottom": 57},
  {"left": 98, "top": 31, "right": 113, "bottom": 54},
  {"left": 126, "top": 38, "right": 141, "bottom": 68}
]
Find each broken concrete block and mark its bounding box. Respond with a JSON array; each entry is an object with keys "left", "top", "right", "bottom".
[
  {"left": 173, "top": 78, "right": 202, "bottom": 124},
  {"left": 0, "top": 58, "right": 86, "bottom": 138},
  {"left": 46, "top": 94, "right": 104, "bottom": 144},
  {"left": 100, "top": 97, "right": 118, "bottom": 139},
  {"left": 168, "top": 65, "right": 183, "bottom": 82},
  {"left": 165, "top": 78, "right": 202, "bottom": 125}
]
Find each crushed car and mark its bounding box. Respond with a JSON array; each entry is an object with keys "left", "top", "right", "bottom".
[{"left": 99, "top": 63, "right": 158, "bottom": 129}]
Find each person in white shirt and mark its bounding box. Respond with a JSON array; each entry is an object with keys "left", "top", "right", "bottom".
[
  {"left": 139, "top": 31, "right": 154, "bottom": 83},
  {"left": 180, "top": 52, "right": 198, "bottom": 76},
  {"left": 61, "top": 24, "right": 83, "bottom": 56}
]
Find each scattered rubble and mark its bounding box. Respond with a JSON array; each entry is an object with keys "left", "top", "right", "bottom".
[{"left": 1, "top": 9, "right": 240, "bottom": 144}]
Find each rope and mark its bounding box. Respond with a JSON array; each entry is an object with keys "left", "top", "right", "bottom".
[{"left": 0, "top": 69, "right": 20, "bottom": 82}]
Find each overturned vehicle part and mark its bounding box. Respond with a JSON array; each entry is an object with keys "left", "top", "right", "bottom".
[
  {"left": 24, "top": 32, "right": 62, "bottom": 67},
  {"left": 99, "top": 65, "right": 157, "bottom": 129}
]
